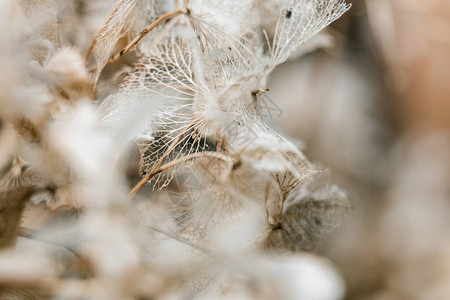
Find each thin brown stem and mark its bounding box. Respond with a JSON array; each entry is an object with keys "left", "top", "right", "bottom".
[
  {"left": 271, "top": 171, "right": 300, "bottom": 217},
  {"left": 129, "top": 152, "right": 231, "bottom": 199},
  {"left": 105, "top": 9, "right": 184, "bottom": 66},
  {"left": 157, "top": 133, "right": 184, "bottom": 169}
]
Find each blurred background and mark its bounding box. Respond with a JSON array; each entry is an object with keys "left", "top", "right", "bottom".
[
  {"left": 268, "top": 0, "right": 450, "bottom": 299},
  {"left": 4, "top": 0, "right": 449, "bottom": 299}
]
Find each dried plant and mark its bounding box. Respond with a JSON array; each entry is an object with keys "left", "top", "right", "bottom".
[{"left": 0, "top": 0, "right": 351, "bottom": 299}]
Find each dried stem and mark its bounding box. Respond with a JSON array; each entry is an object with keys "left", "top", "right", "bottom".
[
  {"left": 129, "top": 151, "right": 231, "bottom": 199},
  {"left": 155, "top": 132, "right": 185, "bottom": 171},
  {"left": 273, "top": 171, "right": 300, "bottom": 215},
  {"left": 105, "top": 9, "right": 184, "bottom": 66},
  {"left": 144, "top": 123, "right": 194, "bottom": 179}
]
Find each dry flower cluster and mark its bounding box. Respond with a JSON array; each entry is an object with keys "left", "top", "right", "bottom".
[{"left": 0, "top": 0, "right": 351, "bottom": 299}]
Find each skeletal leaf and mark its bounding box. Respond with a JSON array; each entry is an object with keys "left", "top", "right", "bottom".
[{"left": 271, "top": 0, "right": 350, "bottom": 66}]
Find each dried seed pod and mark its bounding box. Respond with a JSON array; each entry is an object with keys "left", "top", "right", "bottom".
[{"left": 265, "top": 172, "right": 351, "bottom": 252}]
